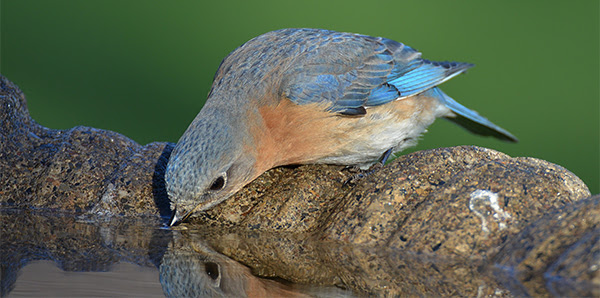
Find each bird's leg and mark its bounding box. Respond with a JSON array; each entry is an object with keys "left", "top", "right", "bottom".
[{"left": 344, "top": 148, "right": 393, "bottom": 185}]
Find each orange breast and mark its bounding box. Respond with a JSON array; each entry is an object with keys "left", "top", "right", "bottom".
[
  {"left": 251, "top": 99, "right": 343, "bottom": 172},
  {"left": 248, "top": 93, "right": 444, "bottom": 175}
]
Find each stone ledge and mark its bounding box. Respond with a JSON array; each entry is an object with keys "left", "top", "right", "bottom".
[{"left": 1, "top": 74, "right": 597, "bottom": 296}]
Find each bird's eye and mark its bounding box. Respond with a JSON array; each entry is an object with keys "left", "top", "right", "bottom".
[
  {"left": 209, "top": 175, "right": 226, "bottom": 191},
  {"left": 204, "top": 262, "right": 220, "bottom": 280}
]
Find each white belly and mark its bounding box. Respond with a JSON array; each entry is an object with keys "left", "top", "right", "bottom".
[{"left": 314, "top": 95, "right": 451, "bottom": 168}]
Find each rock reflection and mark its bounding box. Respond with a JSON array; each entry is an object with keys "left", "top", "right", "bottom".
[
  {"left": 195, "top": 229, "right": 503, "bottom": 296},
  {"left": 2, "top": 207, "right": 597, "bottom": 297},
  {"left": 160, "top": 231, "right": 331, "bottom": 297},
  {"left": 1, "top": 210, "right": 171, "bottom": 296},
  {"left": 1, "top": 211, "right": 350, "bottom": 297}
]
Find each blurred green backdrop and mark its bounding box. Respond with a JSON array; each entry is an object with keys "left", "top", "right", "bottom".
[{"left": 1, "top": 0, "right": 598, "bottom": 194}]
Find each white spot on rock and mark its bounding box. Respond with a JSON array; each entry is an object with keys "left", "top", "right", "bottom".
[{"left": 469, "top": 189, "right": 512, "bottom": 234}]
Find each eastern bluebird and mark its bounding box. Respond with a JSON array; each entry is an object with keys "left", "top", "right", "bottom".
[{"left": 166, "top": 28, "right": 517, "bottom": 226}]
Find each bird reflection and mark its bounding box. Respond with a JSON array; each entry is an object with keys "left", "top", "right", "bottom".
[{"left": 159, "top": 231, "right": 310, "bottom": 298}]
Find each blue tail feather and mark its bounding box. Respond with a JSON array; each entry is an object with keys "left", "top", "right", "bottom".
[{"left": 426, "top": 87, "right": 518, "bottom": 142}]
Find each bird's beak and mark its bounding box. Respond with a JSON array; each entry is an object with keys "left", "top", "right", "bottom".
[
  {"left": 169, "top": 208, "right": 193, "bottom": 226},
  {"left": 169, "top": 210, "right": 180, "bottom": 226},
  {"left": 169, "top": 192, "right": 231, "bottom": 226}
]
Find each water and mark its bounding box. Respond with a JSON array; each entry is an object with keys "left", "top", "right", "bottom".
[
  {"left": 11, "top": 261, "right": 163, "bottom": 297},
  {"left": 1, "top": 209, "right": 593, "bottom": 297},
  {"left": 1, "top": 210, "right": 354, "bottom": 297}
]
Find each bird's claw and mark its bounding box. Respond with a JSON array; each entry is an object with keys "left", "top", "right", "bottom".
[{"left": 343, "top": 162, "right": 384, "bottom": 186}]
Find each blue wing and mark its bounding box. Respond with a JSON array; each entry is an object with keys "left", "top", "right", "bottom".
[
  {"left": 279, "top": 29, "right": 516, "bottom": 142},
  {"left": 281, "top": 31, "right": 473, "bottom": 113}
]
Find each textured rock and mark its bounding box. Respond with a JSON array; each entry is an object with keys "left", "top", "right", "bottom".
[
  {"left": 323, "top": 147, "right": 590, "bottom": 255},
  {"left": 493, "top": 194, "right": 600, "bottom": 297},
  {"left": 1, "top": 74, "right": 598, "bottom": 296},
  {"left": 195, "top": 146, "right": 591, "bottom": 263},
  {"left": 0, "top": 75, "right": 173, "bottom": 217}
]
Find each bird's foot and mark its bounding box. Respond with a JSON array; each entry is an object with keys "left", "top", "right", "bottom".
[
  {"left": 343, "top": 148, "right": 393, "bottom": 186},
  {"left": 343, "top": 163, "right": 384, "bottom": 186}
]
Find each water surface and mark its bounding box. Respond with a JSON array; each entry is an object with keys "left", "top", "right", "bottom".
[{"left": 2, "top": 208, "right": 591, "bottom": 297}]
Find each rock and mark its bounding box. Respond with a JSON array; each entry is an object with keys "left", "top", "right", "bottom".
[
  {"left": 178, "top": 192, "right": 599, "bottom": 297},
  {"left": 197, "top": 146, "right": 591, "bottom": 260},
  {"left": 1, "top": 74, "right": 597, "bottom": 296},
  {"left": 322, "top": 147, "right": 591, "bottom": 255},
  {"left": 1, "top": 74, "right": 591, "bottom": 232},
  {"left": 3, "top": 201, "right": 598, "bottom": 297},
  {"left": 493, "top": 194, "right": 600, "bottom": 297},
  {"left": 0, "top": 74, "right": 173, "bottom": 217},
  {"left": 192, "top": 164, "right": 349, "bottom": 231}
]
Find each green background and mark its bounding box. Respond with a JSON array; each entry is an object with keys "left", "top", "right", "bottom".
[{"left": 1, "top": 0, "right": 598, "bottom": 194}]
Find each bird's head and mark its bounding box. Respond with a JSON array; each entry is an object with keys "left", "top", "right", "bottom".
[{"left": 165, "top": 109, "right": 256, "bottom": 226}]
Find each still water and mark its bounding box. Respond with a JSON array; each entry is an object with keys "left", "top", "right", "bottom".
[
  {"left": 1, "top": 208, "right": 589, "bottom": 297},
  {"left": 11, "top": 261, "right": 163, "bottom": 297},
  {"left": 2, "top": 209, "right": 356, "bottom": 297}
]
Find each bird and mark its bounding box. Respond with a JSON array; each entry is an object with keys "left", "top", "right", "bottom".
[{"left": 165, "top": 28, "right": 517, "bottom": 226}]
